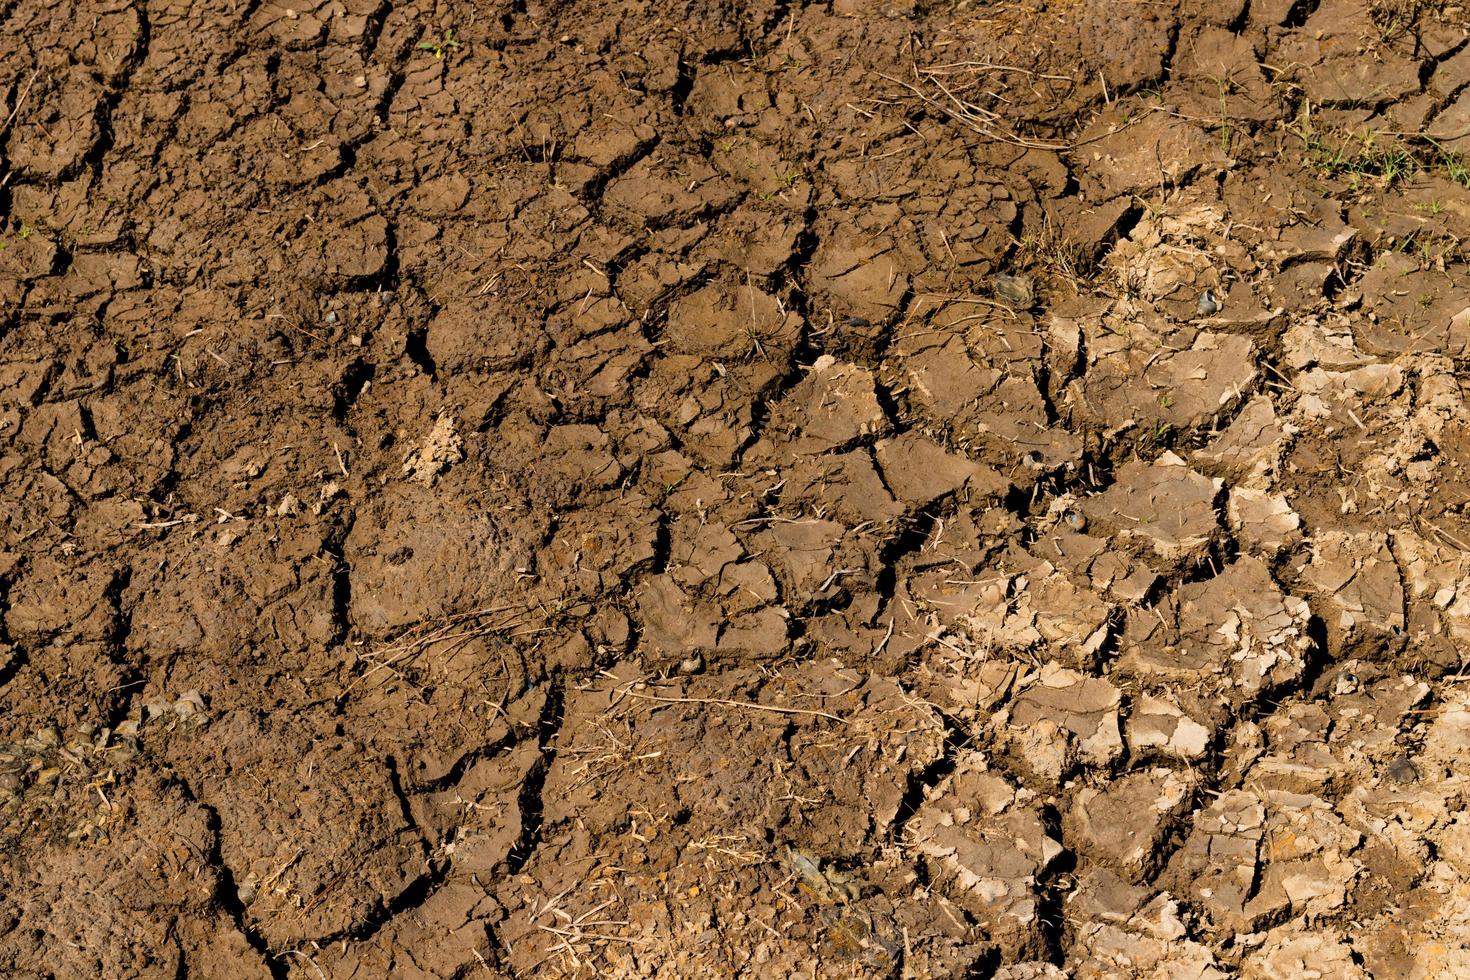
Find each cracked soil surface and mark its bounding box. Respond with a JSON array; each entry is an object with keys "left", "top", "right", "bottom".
[{"left": 6, "top": 0, "right": 1470, "bottom": 976}]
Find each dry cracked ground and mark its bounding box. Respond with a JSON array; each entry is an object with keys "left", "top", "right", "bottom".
[{"left": 7, "top": 0, "right": 1470, "bottom": 976}]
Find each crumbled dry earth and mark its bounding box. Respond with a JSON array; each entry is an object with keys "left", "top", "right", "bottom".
[{"left": 6, "top": 0, "right": 1470, "bottom": 976}]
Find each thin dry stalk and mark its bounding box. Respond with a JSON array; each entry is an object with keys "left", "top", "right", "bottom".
[
  {"left": 688, "top": 833, "right": 763, "bottom": 865},
  {"left": 879, "top": 59, "right": 1070, "bottom": 150},
  {"left": 522, "top": 892, "right": 650, "bottom": 976},
  {"left": 0, "top": 70, "right": 39, "bottom": 136},
  {"left": 620, "top": 687, "right": 848, "bottom": 723},
  {"left": 339, "top": 604, "right": 529, "bottom": 699},
  {"left": 563, "top": 724, "right": 665, "bottom": 791}
]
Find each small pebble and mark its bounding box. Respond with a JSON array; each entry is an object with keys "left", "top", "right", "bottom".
[
  {"left": 325, "top": 311, "right": 339, "bottom": 324},
  {"left": 678, "top": 654, "right": 704, "bottom": 676},
  {"left": 174, "top": 690, "right": 209, "bottom": 723},
  {"left": 993, "top": 273, "right": 1035, "bottom": 309},
  {"left": 1387, "top": 755, "right": 1419, "bottom": 785}
]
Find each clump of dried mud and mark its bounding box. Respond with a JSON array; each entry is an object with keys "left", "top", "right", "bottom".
[{"left": 5, "top": 0, "right": 1470, "bottom": 976}]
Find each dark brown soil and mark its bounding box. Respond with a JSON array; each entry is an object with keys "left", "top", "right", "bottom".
[{"left": 6, "top": 0, "right": 1470, "bottom": 976}]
